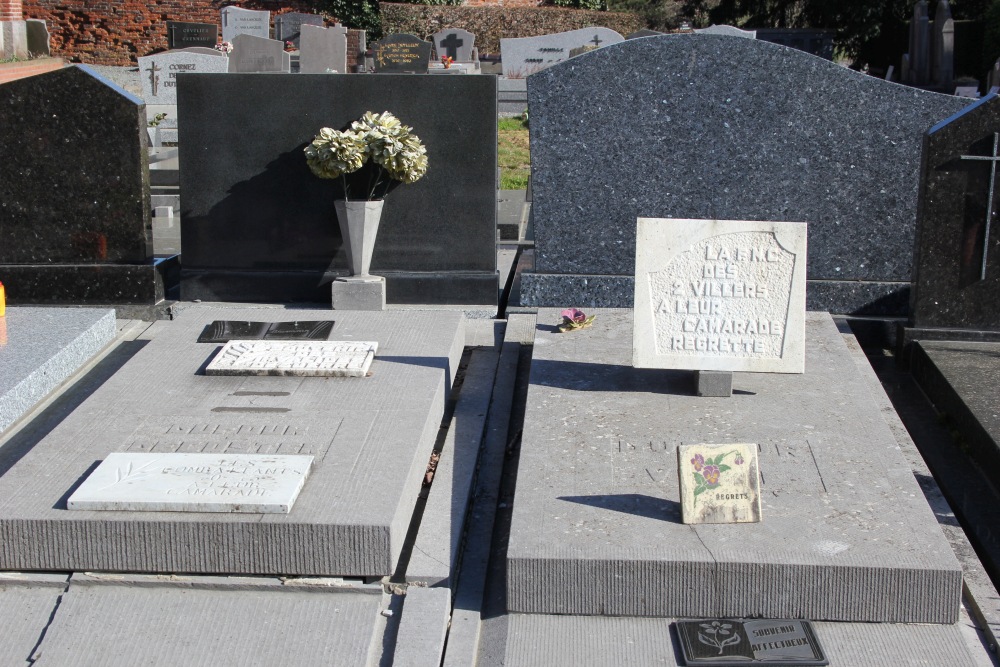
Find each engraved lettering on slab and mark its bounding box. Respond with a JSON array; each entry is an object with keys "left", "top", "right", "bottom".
[
  {"left": 205, "top": 340, "right": 378, "bottom": 377},
  {"left": 611, "top": 439, "right": 677, "bottom": 490},
  {"left": 676, "top": 618, "right": 828, "bottom": 665},
  {"left": 633, "top": 219, "right": 807, "bottom": 373},
  {"left": 678, "top": 443, "right": 761, "bottom": 524},
  {"left": 67, "top": 453, "right": 313, "bottom": 513}
]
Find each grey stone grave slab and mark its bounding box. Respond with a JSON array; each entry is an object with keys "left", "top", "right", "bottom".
[
  {"left": 0, "top": 306, "right": 464, "bottom": 576},
  {"left": 695, "top": 24, "right": 757, "bottom": 38},
  {"left": 372, "top": 34, "right": 431, "bottom": 73},
  {"left": 67, "top": 453, "right": 314, "bottom": 513},
  {"left": 0, "top": 66, "right": 177, "bottom": 305},
  {"left": 499, "top": 614, "right": 985, "bottom": 666},
  {"left": 33, "top": 576, "right": 382, "bottom": 665},
  {"left": 500, "top": 27, "right": 623, "bottom": 78},
  {"left": 299, "top": 23, "right": 347, "bottom": 74},
  {"left": 393, "top": 587, "right": 451, "bottom": 667},
  {"left": 520, "top": 34, "right": 969, "bottom": 316},
  {"left": 138, "top": 50, "right": 230, "bottom": 105},
  {"left": 178, "top": 46, "right": 226, "bottom": 57},
  {"left": 909, "top": 93, "right": 1000, "bottom": 335},
  {"left": 229, "top": 34, "right": 289, "bottom": 73},
  {"left": 166, "top": 21, "right": 218, "bottom": 50},
  {"left": 274, "top": 12, "right": 324, "bottom": 49},
  {"left": 632, "top": 218, "right": 807, "bottom": 373},
  {"left": 0, "top": 307, "right": 116, "bottom": 434},
  {"left": 0, "top": 574, "right": 68, "bottom": 665},
  {"left": 205, "top": 340, "right": 377, "bottom": 377},
  {"left": 221, "top": 6, "right": 270, "bottom": 42},
  {"left": 505, "top": 309, "right": 962, "bottom": 622},
  {"left": 25, "top": 19, "right": 49, "bottom": 56},
  {"left": 432, "top": 28, "right": 475, "bottom": 62}
]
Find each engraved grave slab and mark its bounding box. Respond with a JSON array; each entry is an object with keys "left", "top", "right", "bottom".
[
  {"left": 205, "top": 340, "right": 377, "bottom": 377},
  {"left": 633, "top": 218, "right": 807, "bottom": 373},
  {"left": 229, "top": 34, "right": 290, "bottom": 73},
  {"left": 138, "top": 50, "right": 229, "bottom": 106},
  {"left": 67, "top": 453, "right": 313, "bottom": 513},
  {"left": 676, "top": 619, "right": 828, "bottom": 665},
  {"left": 221, "top": 6, "right": 270, "bottom": 42},
  {"left": 372, "top": 34, "right": 431, "bottom": 73},
  {"left": 166, "top": 21, "right": 218, "bottom": 50},
  {"left": 678, "top": 443, "right": 761, "bottom": 524},
  {"left": 500, "top": 27, "right": 623, "bottom": 78}
]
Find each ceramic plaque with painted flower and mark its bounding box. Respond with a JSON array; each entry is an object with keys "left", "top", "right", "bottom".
[{"left": 678, "top": 443, "right": 761, "bottom": 524}]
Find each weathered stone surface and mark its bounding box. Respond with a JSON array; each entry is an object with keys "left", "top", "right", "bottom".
[
  {"left": 205, "top": 340, "right": 377, "bottom": 377},
  {"left": 0, "top": 307, "right": 116, "bottom": 434},
  {"left": 0, "top": 306, "right": 464, "bottom": 576},
  {"left": 0, "top": 574, "right": 68, "bottom": 665},
  {"left": 506, "top": 309, "right": 961, "bottom": 622},
  {"left": 522, "top": 34, "right": 969, "bottom": 315},
  {"left": 67, "top": 453, "right": 314, "bottom": 513}
]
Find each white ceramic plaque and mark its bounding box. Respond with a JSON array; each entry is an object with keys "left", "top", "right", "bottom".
[
  {"left": 678, "top": 443, "right": 761, "bottom": 524},
  {"left": 205, "top": 340, "right": 378, "bottom": 377},
  {"left": 67, "top": 453, "right": 313, "bottom": 513},
  {"left": 633, "top": 218, "right": 807, "bottom": 373}
]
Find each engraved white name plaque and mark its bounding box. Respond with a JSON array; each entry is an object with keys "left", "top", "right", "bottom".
[
  {"left": 67, "top": 453, "right": 313, "bottom": 513},
  {"left": 205, "top": 340, "right": 378, "bottom": 377},
  {"left": 633, "top": 218, "right": 806, "bottom": 373}
]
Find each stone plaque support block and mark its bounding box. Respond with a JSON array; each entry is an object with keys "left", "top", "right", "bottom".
[
  {"left": 694, "top": 370, "right": 733, "bottom": 397},
  {"left": 332, "top": 276, "right": 386, "bottom": 311}
]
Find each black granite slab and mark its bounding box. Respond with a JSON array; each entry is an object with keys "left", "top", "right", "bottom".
[
  {"left": 372, "top": 34, "right": 431, "bottom": 73},
  {"left": 197, "top": 320, "right": 334, "bottom": 343},
  {"left": 177, "top": 74, "right": 497, "bottom": 305},
  {"left": 0, "top": 66, "right": 172, "bottom": 305},
  {"left": 676, "top": 619, "right": 827, "bottom": 665},
  {"left": 167, "top": 21, "right": 219, "bottom": 50},
  {"left": 523, "top": 34, "right": 969, "bottom": 315},
  {"left": 910, "top": 93, "right": 1000, "bottom": 330}
]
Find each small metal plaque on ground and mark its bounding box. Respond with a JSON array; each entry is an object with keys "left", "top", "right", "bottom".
[
  {"left": 205, "top": 340, "right": 377, "bottom": 377},
  {"left": 197, "top": 320, "right": 334, "bottom": 343},
  {"left": 676, "top": 618, "right": 828, "bottom": 665},
  {"left": 678, "top": 443, "right": 761, "bottom": 524},
  {"left": 67, "top": 453, "right": 313, "bottom": 513}
]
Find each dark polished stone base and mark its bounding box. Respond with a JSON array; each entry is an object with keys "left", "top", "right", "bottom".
[
  {"left": 180, "top": 269, "right": 498, "bottom": 307},
  {"left": 519, "top": 272, "right": 910, "bottom": 316},
  {"left": 2, "top": 257, "right": 179, "bottom": 305},
  {"left": 895, "top": 324, "right": 1000, "bottom": 366}
]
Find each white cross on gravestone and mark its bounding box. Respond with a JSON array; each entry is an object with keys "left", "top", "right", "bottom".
[{"left": 959, "top": 132, "right": 999, "bottom": 281}]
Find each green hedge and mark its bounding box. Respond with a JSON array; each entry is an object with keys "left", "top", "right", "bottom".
[{"left": 379, "top": 3, "right": 644, "bottom": 54}]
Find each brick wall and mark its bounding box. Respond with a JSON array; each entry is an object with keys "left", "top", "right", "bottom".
[
  {"left": 0, "top": 0, "right": 22, "bottom": 22},
  {"left": 0, "top": 57, "right": 63, "bottom": 83},
  {"left": 21, "top": 0, "right": 337, "bottom": 66}
]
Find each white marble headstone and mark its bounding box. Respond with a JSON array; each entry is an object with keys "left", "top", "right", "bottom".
[
  {"left": 67, "top": 453, "right": 313, "bottom": 513},
  {"left": 500, "top": 27, "right": 623, "bottom": 78},
  {"left": 221, "top": 6, "right": 270, "bottom": 42},
  {"left": 206, "top": 340, "right": 378, "bottom": 377},
  {"left": 138, "top": 50, "right": 230, "bottom": 105},
  {"left": 632, "top": 218, "right": 807, "bottom": 373}
]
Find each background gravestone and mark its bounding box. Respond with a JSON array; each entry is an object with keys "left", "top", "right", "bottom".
[
  {"left": 229, "top": 34, "right": 290, "bottom": 73},
  {"left": 0, "top": 66, "right": 175, "bottom": 305},
  {"left": 275, "top": 12, "right": 324, "bottom": 49},
  {"left": 177, "top": 74, "right": 497, "bottom": 305},
  {"left": 521, "top": 34, "right": 969, "bottom": 316},
  {"left": 166, "top": 21, "right": 218, "bottom": 50},
  {"left": 431, "top": 28, "right": 475, "bottom": 62},
  {"left": 25, "top": 19, "right": 49, "bottom": 56},
  {"left": 500, "top": 27, "right": 624, "bottom": 78},
  {"left": 221, "top": 7, "right": 270, "bottom": 42},
  {"left": 299, "top": 24, "right": 347, "bottom": 74},
  {"left": 372, "top": 34, "right": 431, "bottom": 73},
  {"left": 138, "top": 50, "right": 230, "bottom": 105},
  {"left": 909, "top": 93, "right": 1000, "bottom": 333}
]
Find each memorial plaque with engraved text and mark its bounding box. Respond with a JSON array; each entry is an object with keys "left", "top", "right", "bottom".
[
  {"left": 678, "top": 443, "right": 761, "bottom": 524},
  {"left": 676, "top": 618, "right": 828, "bottom": 665},
  {"left": 633, "top": 218, "right": 807, "bottom": 373},
  {"left": 206, "top": 340, "right": 377, "bottom": 377},
  {"left": 67, "top": 453, "right": 313, "bottom": 514}
]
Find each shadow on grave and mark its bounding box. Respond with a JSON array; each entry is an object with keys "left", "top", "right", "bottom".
[{"left": 558, "top": 494, "right": 682, "bottom": 523}]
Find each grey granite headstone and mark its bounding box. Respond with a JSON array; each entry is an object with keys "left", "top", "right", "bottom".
[
  {"left": 520, "top": 34, "right": 969, "bottom": 316},
  {"left": 221, "top": 6, "right": 270, "bottom": 42},
  {"left": 431, "top": 28, "right": 475, "bottom": 62},
  {"left": 500, "top": 27, "right": 624, "bottom": 78},
  {"left": 695, "top": 24, "right": 756, "bottom": 38},
  {"left": 932, "top": 0, "right": 954, "bottom": 90},
  {"left": 372, "top": 34, "right": 431, "bottom": 73},
  {"left": 626, "top": 29, "right": 664, "bottom": 39},
  {"left": 138, "top": 50, "right": 230, "bottom": 105},
  {"left": 166, "top": 21, "right": 218, "bottom": 50},
  {"left": 299, "top": 23, "right": 347, "bottom": 74},
  {"left": 229, "top": 34, "right": 289, "bottom": 73},
  {"left": 909, "top": 93, "right": 1000, "bottom": 332},
  {"left": 25, "top": 19, "right": 49, "bottom": 57},
  {"left": 274, "top": 12, "right": 324, "bottom": 49},
  {"left": 177, "top": 46, "right": 226, "bottom": 57}
]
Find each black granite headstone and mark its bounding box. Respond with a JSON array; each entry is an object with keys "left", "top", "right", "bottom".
[
  {"left": 167, "top": 21, "right": 219, "bottom": 50},
  {"left": 372, "top": 34, "right": 432, "bottom": 73},
  {"left": 675, "top": 619, "right": 828, "bottom": 665},
  {"left": 0, "top": 66, "right": 176, "bottom": 305},
  {"left": 177, "top": 74, "right": 497, "bottom": 305},
  {"left": 274, "top": 12, "right": 324, "bottom": 49},
  {"left": 910, "top": 93, "right": 1000, "bottom": 333},
  {"left": 197, "top": 320, "right": 334, "bottom": 343}
]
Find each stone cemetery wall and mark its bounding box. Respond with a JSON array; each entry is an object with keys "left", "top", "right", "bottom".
[
  {"left": 379, "top": 3, "right": 643, "bottom": 56},
  {"left": 178, "top": 74, "right": 497, "bottom": 305},
  {"left": 523, "top": 34, "right": 970, "bottom": 316}
]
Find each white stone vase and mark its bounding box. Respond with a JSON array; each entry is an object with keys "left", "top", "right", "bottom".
[{"left": 334, "top": 199, "right": 384, "bottom": 277}]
